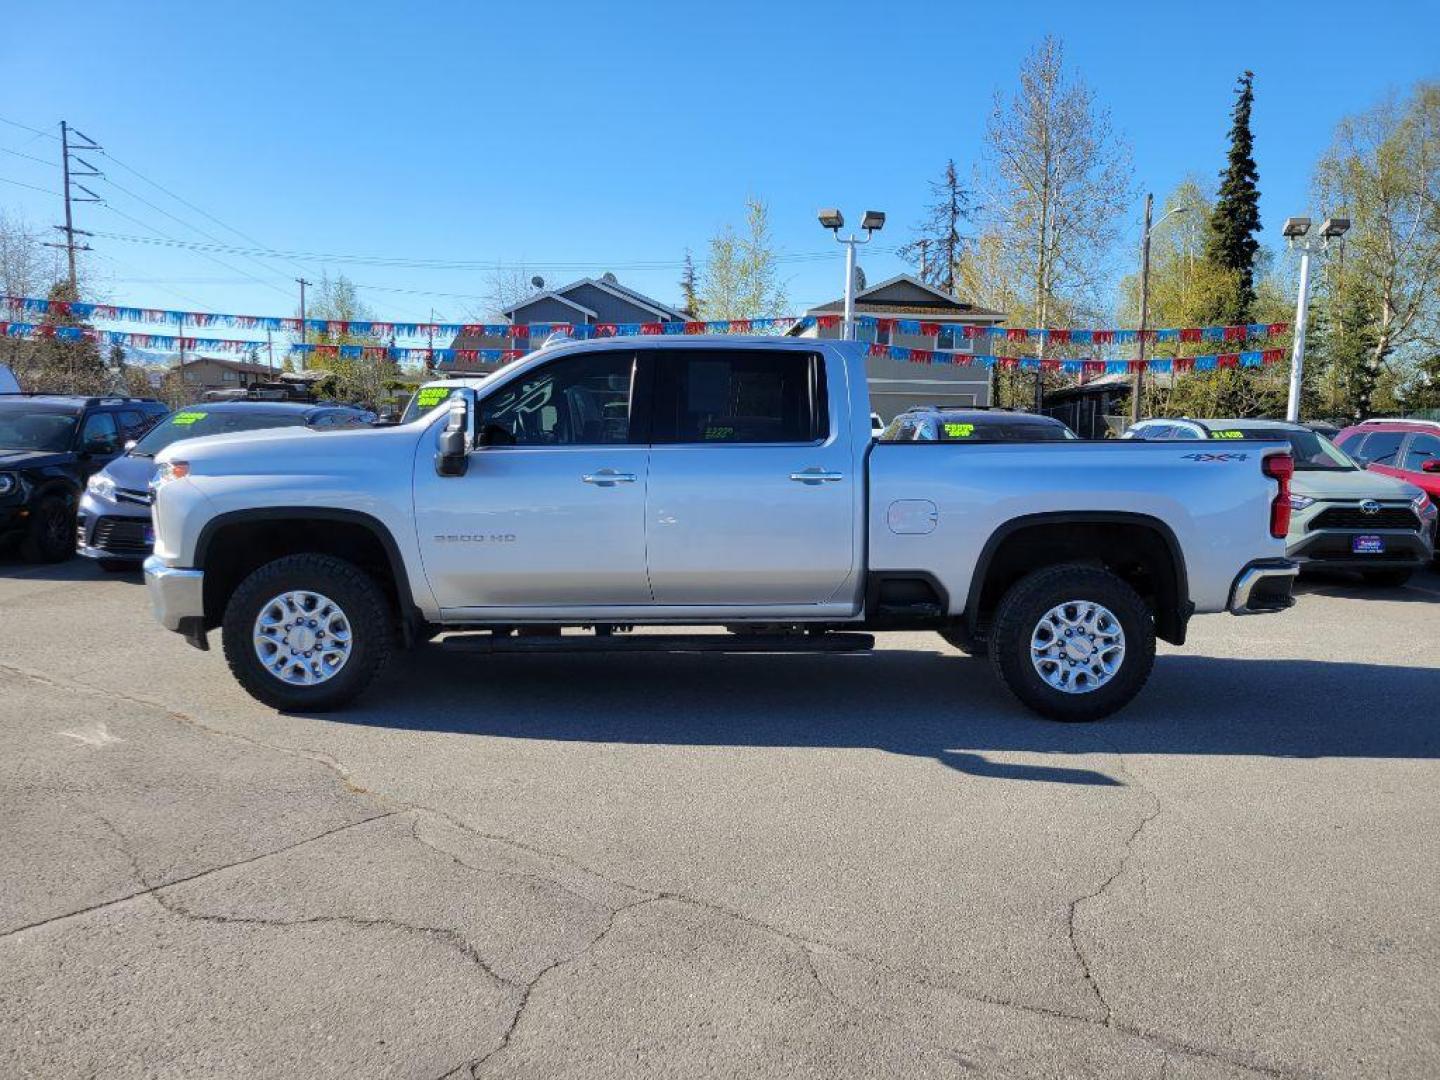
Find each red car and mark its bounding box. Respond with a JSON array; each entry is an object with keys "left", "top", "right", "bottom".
[{"left": 1335, "top": 418, "right": 1440, "bottom": 504}]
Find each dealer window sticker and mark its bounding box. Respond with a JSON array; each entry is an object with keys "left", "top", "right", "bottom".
[
  {"left": 415, "top": 387, "right": 452, "bottom": 410},
  {"left": 943, "top": 422, "right": 975, "bottom": 439},
  {"left": 170, "top": 411, "right": 208, "bottom": 426},
  {"left": 1210, "top": 429, "right": 1245, "bottom": 439}
]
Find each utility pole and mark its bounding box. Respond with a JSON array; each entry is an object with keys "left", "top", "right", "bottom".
[
  {"left": 1130, "top": 193, "right": 1155, "bottom": 425},
  {"left": 266, "top": 328, "right": 275, "bottom": 376},
  {"left": 46, "top": 121, "right": 102, "bottom": 294},
  {"left": 296, "top": 278, "right": 312, "bottom": 372}
]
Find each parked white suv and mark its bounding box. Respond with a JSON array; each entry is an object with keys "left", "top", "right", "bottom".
[{"left": 143, "top": 337, "right": 1298, "bottom": 721}]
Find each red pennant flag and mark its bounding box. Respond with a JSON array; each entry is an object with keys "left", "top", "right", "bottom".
[
  {"left": 1217, "top": 353, "right": 1239, "bottom": 368},
  {"left": 1180, "top": 327, "right": 1202, "bottom": 342},
  {"left": 731, "top": 319, "right": 752, "bottom": 334},
  {"left": 1049, "top": 329, "right": 1071, "bottom": 344},
  {"left": 921, "top": 322, "right": 941, "bottom": 336},
  {"left": 909, "top": 349, "right": 927, "bottom": 363},
  {"left": 1006, "top": 327, "right": 1028, "bottom": 342},
  {"left": 817, "top": 314, "right": 841, "bottom": 329},
  {"left": 1094, "top": 330, "right": 1115, "bottom": 344},
  {"left": 1223, "top": 325, "right": 1245, "bottom": 340},
  {"left": 1262, "top": 348, "right": 1284, "bottom": 364}
]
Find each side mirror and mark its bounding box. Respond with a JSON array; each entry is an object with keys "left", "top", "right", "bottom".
[
  {"left": 1422, "top": 459, "right": 1440, "bottom": 474},
  {"left": 124, "top": 439, "right": 137, "bottom": 453},
  {"left": 435, "top": 398, "right": 471, "bottom": 477}
]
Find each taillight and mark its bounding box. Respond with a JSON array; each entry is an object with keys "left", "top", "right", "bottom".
[{"left": 1263, "top": 452, "right": 1294, "bottom": 538}]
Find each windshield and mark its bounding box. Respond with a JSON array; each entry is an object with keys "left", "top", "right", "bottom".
[
  {"left": 130, "top": 409, "right": 309, "bottom": 457},
  {"left": 0, "top": 402, "right": 80, "bottom": 452},
  {"left": 401, "top": 385, "right": 459, "bottom": 424},
  {"left": 1219, "top": 427, "right": 1356, "bottom": 471}
]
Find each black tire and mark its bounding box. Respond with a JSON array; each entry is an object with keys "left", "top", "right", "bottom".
[
  {"left": 221, "top": 553, "right": 394, "bottom": 712},
  {"left": 20, "top": 495, "right": 74, "bottom": 563},
  {"left": 98, "top": 558, "right": 139, "bottom": 573},
  {"left": 937, "top": 627, "right": 986, "bottom": 657},
  {"left": 1361, "top": 568, "right": 1412, "bottom": 587},
  {"left": 987, "top": 563, "right": 1155, "bottom": 722}
]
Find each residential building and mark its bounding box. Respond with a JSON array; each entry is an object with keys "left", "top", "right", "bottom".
[
  {"left": 447, "top": 275, "right": 689, "bottom": 373},
  {"left": 789, "top": 275, "right": 1006, "bottom": 417},
  {"left": 174, "top": 357, "right": 276, "bottom": 393}
]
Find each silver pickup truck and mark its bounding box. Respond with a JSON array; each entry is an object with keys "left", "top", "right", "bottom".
[{"left": 143, "top": 337, "right": 1298, "bottom": 721}]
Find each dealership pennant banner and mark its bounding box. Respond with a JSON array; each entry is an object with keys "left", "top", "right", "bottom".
[
  {"left": 1, "top": 295, "right": 1286, "bottom": 346},
  {"left": 866, "top": 342, "right": 1288, "bottom": 373}
]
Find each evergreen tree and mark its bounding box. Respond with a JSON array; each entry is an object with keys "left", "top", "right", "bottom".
[
  {"left": 1206, "top": 71, "right": 1262, "bottom": 322},
  {"left": 679, "top": 249, "right": 701, "bottom": 317},
  {"left": 26, "top": 281, "right": 110, "bottom": 394},
  {"left": 899, "top": 159, "right": 974, "bottom": 293}
]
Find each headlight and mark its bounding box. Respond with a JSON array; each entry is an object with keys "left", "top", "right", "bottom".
[
  {"left": 1287, "top": 493, "right": 1315, "bottom": 510},
  {"left": 151, "top": 460, "right": 191, "bottom": 491},
  {"left": 86, "top": 473, "right": 116, "bottom": 501},
  {"left": 0, "top": 472, "right": 16, "bottom": 497}
]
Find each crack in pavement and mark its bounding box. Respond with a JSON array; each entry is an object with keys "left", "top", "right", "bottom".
[
  {"left": 0, "top": 810, "right": 401, "bottom": 941},
  {"left": 4, "top": 660, "right": 1297, "bottom": 1079}
]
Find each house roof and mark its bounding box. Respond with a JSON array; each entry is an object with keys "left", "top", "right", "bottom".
[
  {"left": 502, "top": 290, "right": 598, "bottom": 320},
  {"left": 803, "top": 273, "right": 1006, "bottom": 323},
  {"left": 176, "top": 356, "right": 273, "bottom": 376},
  {"left": 501, "top": 276, "right": 687, "bottom": 323}
]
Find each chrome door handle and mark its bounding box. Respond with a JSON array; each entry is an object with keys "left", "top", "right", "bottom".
[
  {"left": 582, "top": 470, "right": 637, "bottom": 486},
  {"left": 789, "top": 468, "right": 844, "bottom": 484}
]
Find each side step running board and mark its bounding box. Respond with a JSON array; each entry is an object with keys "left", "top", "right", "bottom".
[{"left": 441, "top": 632, "right": 875, "bottom": 655}]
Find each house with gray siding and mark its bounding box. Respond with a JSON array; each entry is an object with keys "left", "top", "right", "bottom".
[
  {"left": 790, "top": 274, "right": 1005, "bottom": 417},
  {"left": 447, "top": 275, "right": 688, "bottom": 373}
]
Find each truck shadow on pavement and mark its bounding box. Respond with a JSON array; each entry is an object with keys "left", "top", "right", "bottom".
[{"left": 331, "top": 645, "right": 1440, "bottom": 787}]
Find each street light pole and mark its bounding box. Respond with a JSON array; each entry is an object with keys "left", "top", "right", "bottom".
[
  {"left": 1130, "top": 193, "right": 1155, "bottom": 425},
  {"left": 1286, "top": 245, "right": 1314, "bottom": 424},
  {"left": 1282, "top": 216, "right": 1349, "bottom": 423},
  {"left": 819, "top": 209, "right": 885, "bottom": 342},
  {"left": 296, "top": 277, "right": 312, "bottom": 372}
]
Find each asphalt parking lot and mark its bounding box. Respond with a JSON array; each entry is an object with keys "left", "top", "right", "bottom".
[{"left": 1, "top": 559, "right": 1437, "bottom": 1079}]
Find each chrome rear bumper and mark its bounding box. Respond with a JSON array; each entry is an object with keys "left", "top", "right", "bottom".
[{"left": 1228, "top": 559, "right": 1299, "bottom": 615}]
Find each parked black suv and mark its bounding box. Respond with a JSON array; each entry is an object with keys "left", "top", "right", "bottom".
[{"left": 0, "top": 394, "right": 169, "bottom": 562}]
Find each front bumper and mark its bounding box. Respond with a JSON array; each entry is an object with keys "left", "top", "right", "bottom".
[
  {"left": 1228, "top": 559, "right": 1299, "bottom": 615},
  {"left": 76, "top": 493, "right": 154, "bottom": 562},
  {"left": 1288, "top": 528, "right": 1433, "bottom": 570},
  {"left": 143, "top": 555, "right": 208, "bottom": 649}
]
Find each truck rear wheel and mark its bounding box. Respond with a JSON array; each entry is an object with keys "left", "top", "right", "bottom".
[
  {"left": 987, "top": 564, "right": 1155, "bottom": 722},
  {"left": 221, "top": 553, "right": 394, "bottom": 712}
]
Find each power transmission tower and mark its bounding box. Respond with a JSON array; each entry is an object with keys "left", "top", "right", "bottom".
[{"left": 44, "top": 121, "right": 104, "bottom": 293}]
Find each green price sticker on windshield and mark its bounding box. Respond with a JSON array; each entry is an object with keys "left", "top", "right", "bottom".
[
  {"left": 1210, "top": 429, "right": 1244, "bottom": 440},
  {"left": 416, "top": 387, "right": 451, "bottom": 409},
  {"left": 944, "top": 422, "right": 975, "bottom": 439},
  {"left": 171, "top": 411, "right": 207, "bottom": 426}
]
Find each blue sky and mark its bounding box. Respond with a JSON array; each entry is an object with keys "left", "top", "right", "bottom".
[{"left": 2, "top": 0, "right": 1437, "bottom": 334}]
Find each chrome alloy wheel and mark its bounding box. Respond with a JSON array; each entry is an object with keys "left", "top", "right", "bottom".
[
  {"left": 252, "top": 590, "right": 353, "bottom": 686},
  {"left": 1029, "top": 600, "right": 1126, "bottom": 695}
]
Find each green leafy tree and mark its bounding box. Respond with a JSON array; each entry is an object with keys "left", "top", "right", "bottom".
[
  {"left": 962, "top": 34, "right": 1132, "bottom": 407},
  {"left": 1314, "top": 81, "right": 1440, "bottom": 418},
  {"left": 1206, "top": 72, "right": 1263, "bottom": 322},
  {"left": 699, "top": 197, "right": 789, "bottom": 319},
  {"left": 300, "top": 272, "right": 395, "bottom": 409}
]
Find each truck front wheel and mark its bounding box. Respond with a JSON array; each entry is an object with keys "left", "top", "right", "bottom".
[
  {"left": 221, "top": 553, "right": 394, "bottom": 712},
  {"left": 987, "top": 564, "right": 1155, "bottom": 722}
]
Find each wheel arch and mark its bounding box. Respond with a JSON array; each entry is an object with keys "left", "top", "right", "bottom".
[
  {"left": 193, "top": 507, "right": 423, "bottom": 639},
  {"left": 965, "top": 511, "right": 1192, "bottom": 645}
]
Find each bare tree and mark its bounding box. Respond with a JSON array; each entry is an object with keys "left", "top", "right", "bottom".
[
  {"left": 1315, "top": 81, "right": 1440, "bottom": 416},
  {"left": 899, "top": 159, "right": 974, "bottom": 293},
  {"left": 972, "top": 35, "right": 1133, "bottom": 405}
]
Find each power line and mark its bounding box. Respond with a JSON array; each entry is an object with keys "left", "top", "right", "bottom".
[
  {"left": 98, "top": 203, "right": 294, "bottom": 300},
  {"left": 0, "top": 115, "right": 58, "bottom": 141},
  {"left": 88, "top": 230, "right": 892, "bottom": 272},
  {"left": 0, "top": 175, "right": 58, "bottom": 196},
  {"left": 0, "top": 144, "right": 53, "bottom": 167}
]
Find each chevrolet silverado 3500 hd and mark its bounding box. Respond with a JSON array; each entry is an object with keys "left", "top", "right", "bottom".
[{"left": 143, "top": 337, "right": 1298, "bottom": 721}]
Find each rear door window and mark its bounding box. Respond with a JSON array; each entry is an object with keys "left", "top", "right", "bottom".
[
  {"left": 652, "top": 350, "right": 826, "bottom": 444},
  {"left": 79, "top": 411, "right": 121, "bottom": 454}
]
